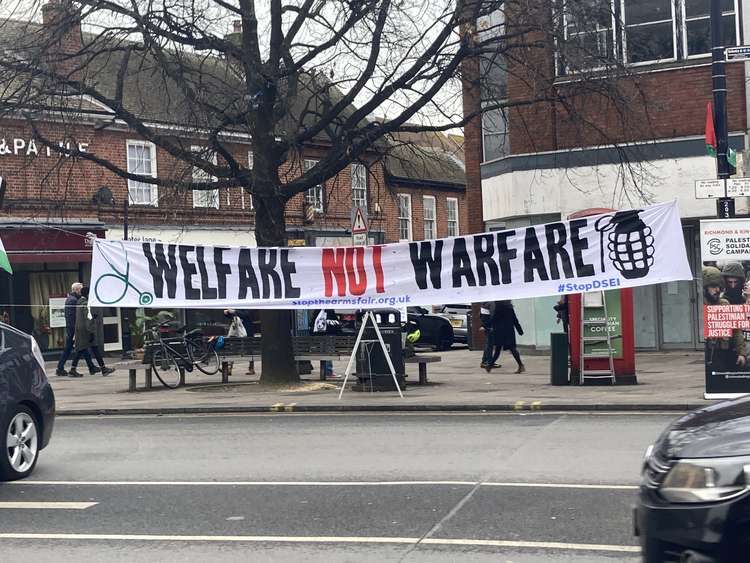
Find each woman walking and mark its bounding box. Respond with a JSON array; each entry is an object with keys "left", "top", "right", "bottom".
[
  {"left": 490, "top": 300, "right": 525, "bottom": 374},
  {"left": 73, "top": 286, "right": 115, "bottom": 376}
]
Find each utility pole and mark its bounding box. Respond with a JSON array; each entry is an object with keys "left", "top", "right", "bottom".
[
  {"left": 712, "top": 0, "right": 734, "bottom": 218},
  {"left": 121, "top": 194, "right": 133, "bottom": 358}
]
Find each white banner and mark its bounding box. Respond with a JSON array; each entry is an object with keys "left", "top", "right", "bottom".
[
  {"left": 700, "top": 219, "right": 750, "bottom": 261},
  {"left": 89, "top": 201, "right": 692, "bottom": 309}
]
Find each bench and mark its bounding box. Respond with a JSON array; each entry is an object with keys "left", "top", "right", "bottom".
[{"left": 404, "top": 354, "right": 442, "bottom": 385}]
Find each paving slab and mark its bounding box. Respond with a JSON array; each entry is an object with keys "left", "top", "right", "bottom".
[{"left": 45, "top": 347, "right": 717, "bottom": 415}]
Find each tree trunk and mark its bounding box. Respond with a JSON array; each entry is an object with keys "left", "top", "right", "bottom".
[{"left": 254, "top": 190, "right": 299, "bottom": 385}]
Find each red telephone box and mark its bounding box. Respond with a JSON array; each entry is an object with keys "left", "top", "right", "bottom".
[{"left": 567, "top": 209, "right": 637, "bottom": 385}]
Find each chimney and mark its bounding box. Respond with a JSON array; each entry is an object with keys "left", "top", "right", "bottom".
[
  {"left": 232, "top": 20, "right": 242, "bottom": 34},
  {"left": 41, "top": 0, "right": 83, "bottom": 82}
]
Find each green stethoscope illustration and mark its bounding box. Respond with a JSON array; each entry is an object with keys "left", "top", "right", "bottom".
[{"left": 94, "top": 241, "right": 154, "bottom": 306}]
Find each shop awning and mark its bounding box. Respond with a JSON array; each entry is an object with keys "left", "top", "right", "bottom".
[{"left": 0, "top": 220, "right": 106, "bottom": 264}]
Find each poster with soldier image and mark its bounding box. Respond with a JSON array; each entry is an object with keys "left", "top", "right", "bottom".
[{"left": 700, "top": 220, "right": 750, "bottom": 398}]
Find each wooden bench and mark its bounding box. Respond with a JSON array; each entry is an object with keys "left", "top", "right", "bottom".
[
  {"left": 404, "top": 354, "right": 442, "bottom": 385},
  {"left": 134, "top": 335, "right": 359, "bottom": 390}
]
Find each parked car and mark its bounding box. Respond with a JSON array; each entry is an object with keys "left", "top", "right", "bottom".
[
  {"left": 635, "top": 396, "right": 750, "bottom": 562},
  {"left": 408, "top": 306, "right": 454, "bottom": 351},
  {"left": 0, "top": 323, "right": 55, "bottom": 481},
  {"left": 434, "top": 303, "right": 470, "bottom": 344}
]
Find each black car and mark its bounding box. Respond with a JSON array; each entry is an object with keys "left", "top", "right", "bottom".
[
  {"left": 408, "top": 306, "right": 454, "bottom": 351},
  {"left": 635, "top": 396, "right": 750, "bottom": 562},
  {"left": 0, "top": 323, "right": 55, "bottom": 481}
]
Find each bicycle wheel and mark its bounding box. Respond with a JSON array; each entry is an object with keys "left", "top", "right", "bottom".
[
  {"left": 187, "top": 339, "right": 220, "bottom": 375},
  {"left": 151, "top": 348, "right": 183, "bottom": 389}
]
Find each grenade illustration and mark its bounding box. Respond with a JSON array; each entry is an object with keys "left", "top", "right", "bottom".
[{"left": 594, "top": 210, "right": 654, "bottom": 279}]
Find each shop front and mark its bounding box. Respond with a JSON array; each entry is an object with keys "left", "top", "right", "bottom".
[
  {"left": 0, "top": 220, "right": 114, "bottom": 354},
  {"left": 106, "top": 225, "right": 257, "bottom": 343}
]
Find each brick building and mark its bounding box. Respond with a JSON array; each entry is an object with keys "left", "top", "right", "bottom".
[
  {"left": 0, "top": 4, "right": 466, "bottom": 353},
  {"left": 467, "top": 1, "right": 747, "bottom": 351}
]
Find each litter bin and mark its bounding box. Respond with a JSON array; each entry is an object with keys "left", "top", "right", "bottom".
[
  {"left": 353, "top": 310, "right": 406, "bottom": 392},
  {"left": 550, "top": 332, "right": 569, "bottom": 385}
]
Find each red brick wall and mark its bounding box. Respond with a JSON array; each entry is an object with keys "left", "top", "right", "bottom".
[
  {"left": 381, "top": 181, "right": 466, "bottom": 243},
  {"left": 0, "top": 118, "right": 460, "bottom": 242}
]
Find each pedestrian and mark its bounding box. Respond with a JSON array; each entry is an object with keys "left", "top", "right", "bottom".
[
  {"left": 312, "top": 309, "right": 341, "bottom": 377},
  {"left": 704, "top": 266, "right": 747, "bottom": 373},
  {"left": 224, "top": 308, "right": 256, "bottom": 375},
  {"left": 490, "top": 300, "right": 525, "bottom": 374},
  {"left": 56, "top": 282, "right": 97, "bottom": 377},
  {"left": 479, "top": 302, "right": 498, "bottom": 371},
  {"left": 72, "top": 286, "right": 115, "bottom": 377},
  {"left": 721, "top": 262, "right": 746, "bottom": 305}
]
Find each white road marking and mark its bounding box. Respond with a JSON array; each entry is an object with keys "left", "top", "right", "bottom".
[
  {"left": 482, "top": 482, "right": 638, "bottom": 490},
  {"left": 0, "top": 532, "right": 640, "bottom": 553},
  {"left": 14, "top": 480, "right": 637, "bottom": 489},
  {"left": 0, "top": 502, "right": 97, "bottom": 510},
  {"left": 57, "top": 411, "right": 680, "bottom": 420},
  {"left": 421, "top": 538, "right": 640, "bottom": 553}
]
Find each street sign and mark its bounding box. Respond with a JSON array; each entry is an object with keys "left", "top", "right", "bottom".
[
  {"left": 717, "top": 197, "right": 735, "bottom": 218},
  {"left": 727, "top": 178, "right": 750, "bottom": 197},
  {"left": 351, "top": 206, "right": 368, "bottom": 234},
  {"left": 695, "top": 179, "right": 726, "bottom": 199},
  {"left": 725, "top": 45, "right": 750, "bottom": 61}
]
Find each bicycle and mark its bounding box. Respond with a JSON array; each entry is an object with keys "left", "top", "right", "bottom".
[{"left": 147, "top": 321, "right": 221, "bottom": 389}]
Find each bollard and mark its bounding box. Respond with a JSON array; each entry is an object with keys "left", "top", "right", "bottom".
[{"left": 128, "top": 369, "right": 137, "bottom": 392}]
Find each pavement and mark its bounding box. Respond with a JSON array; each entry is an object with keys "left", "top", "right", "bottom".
[{"left": 46, "top": 347, "right": 715, "bottom": 415}]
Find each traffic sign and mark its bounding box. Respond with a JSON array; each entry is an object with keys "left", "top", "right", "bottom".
[
  {"left": 352, "top": 232, "right": 367, "bottom": 246},
  {"left": 726, "top": 45, "right": 750, "bottom": 62},
  {"left": 351, "top": 206, "right": 368, "bottom": 234},
  {"left": 695, "top": 179, "right": 726, "bottom": 199},
  {"left": 727, "top": 178, "right": 750, "bottom": 197}
]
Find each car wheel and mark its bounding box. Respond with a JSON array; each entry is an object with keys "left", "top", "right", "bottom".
[
  {"left": 0, "top": 405, "right": 40, "bottom": 481},
  {"left": 435, "top": 326, "right": 453, "bottom": 351}
]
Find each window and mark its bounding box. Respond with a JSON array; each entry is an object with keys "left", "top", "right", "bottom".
[
  {"left": 423, "top": 196, "right": 436, "bottom": 240},
  {"left": 557, "top": 0, "right": 739, "bottom": 74},
  {"left": 303, "top": 159, "right": 324, "bottom": 212},
  {"left": 482, "top": 106, "right": 510, "bottom": 162},
  {"left": 561, "top": 0, "right": 617, "bottom": 72},
  {"left": 684, "top": 0, "right": 737, "bottom": 58},
  {"left": 624, "top": 0, "right": 676, "bottom": 64},
  {"left": 352, "top": 163, "right": 367, "bottom": 211},
  {"left": 126, "top": 141, "right": 157, "bottom": 206},
  {"left": 398, "top": 194, "right": 412, "bottom": 241},
  {"left": 191, "top": 147, "right": 219, "bottom": 209},
  {"left": 447, "top": 198, "right": 459, "bottom": 237}
]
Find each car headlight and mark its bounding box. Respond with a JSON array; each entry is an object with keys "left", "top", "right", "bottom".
[
  {"left": 31, "top": 336, "right": 48, "bottom": 375},
  {"left": 659, "top": 457, "right": 750, "bottom": 503}
]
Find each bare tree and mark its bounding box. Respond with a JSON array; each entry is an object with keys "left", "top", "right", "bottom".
[{"left": 0, "top": 0, "right": 650, "bottom": 384}]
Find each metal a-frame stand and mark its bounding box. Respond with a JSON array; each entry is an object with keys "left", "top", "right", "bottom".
[{"left": 338, "top": 310, "right": 404, "bottom": 399}]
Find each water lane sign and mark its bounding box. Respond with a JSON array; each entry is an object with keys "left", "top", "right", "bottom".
[
  {"left": 726, "top": 46, "right": 750, "bottom": 61},
  {"left": 695, "top": 179, "right": 726, "bottom": 199},
  {"left": 727, "top": 178, "right": 750, "bottom": 197}
]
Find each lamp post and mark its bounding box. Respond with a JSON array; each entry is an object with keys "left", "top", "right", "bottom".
[
  {"left": 711, "top": 0, "right": 734, "bottom": 218},
  {"left": 120, "top": 193, "right": 133, "bottom": 357},
  {"left": 92, "top": 186, "right": 132, "bottom": 358}
]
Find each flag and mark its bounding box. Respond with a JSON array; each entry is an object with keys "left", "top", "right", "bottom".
[
  {"left": 706, "top": 102, "right": 716, "bottom": 157},
  {"left": 705, "top": 102, "right": 738, "bottom": 171},
  {"left": 0, "top": 236, "right": 12, "bottom": 275}
]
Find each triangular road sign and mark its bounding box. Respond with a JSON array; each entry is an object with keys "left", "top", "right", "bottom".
[{"left": 352, "top": 206, "right": 368, "bottom": 234}]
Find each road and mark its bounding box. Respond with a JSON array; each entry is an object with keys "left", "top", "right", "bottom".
[{"left": 0, "top": 412, "right": 677, "bottom": 561}]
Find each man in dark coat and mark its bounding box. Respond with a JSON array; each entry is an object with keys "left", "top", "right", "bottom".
[
  {"left": 71, "top": 286, "right": 115, "bottom": 377},
  {"left": 56, "top": 282, "right": 97, "bottom": 377},
  {"left": 490, "top": 300, "right": 525, "bottom": 374},
  {"left": 480, "top": 302, "right": 497, "bottom": 371}
]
